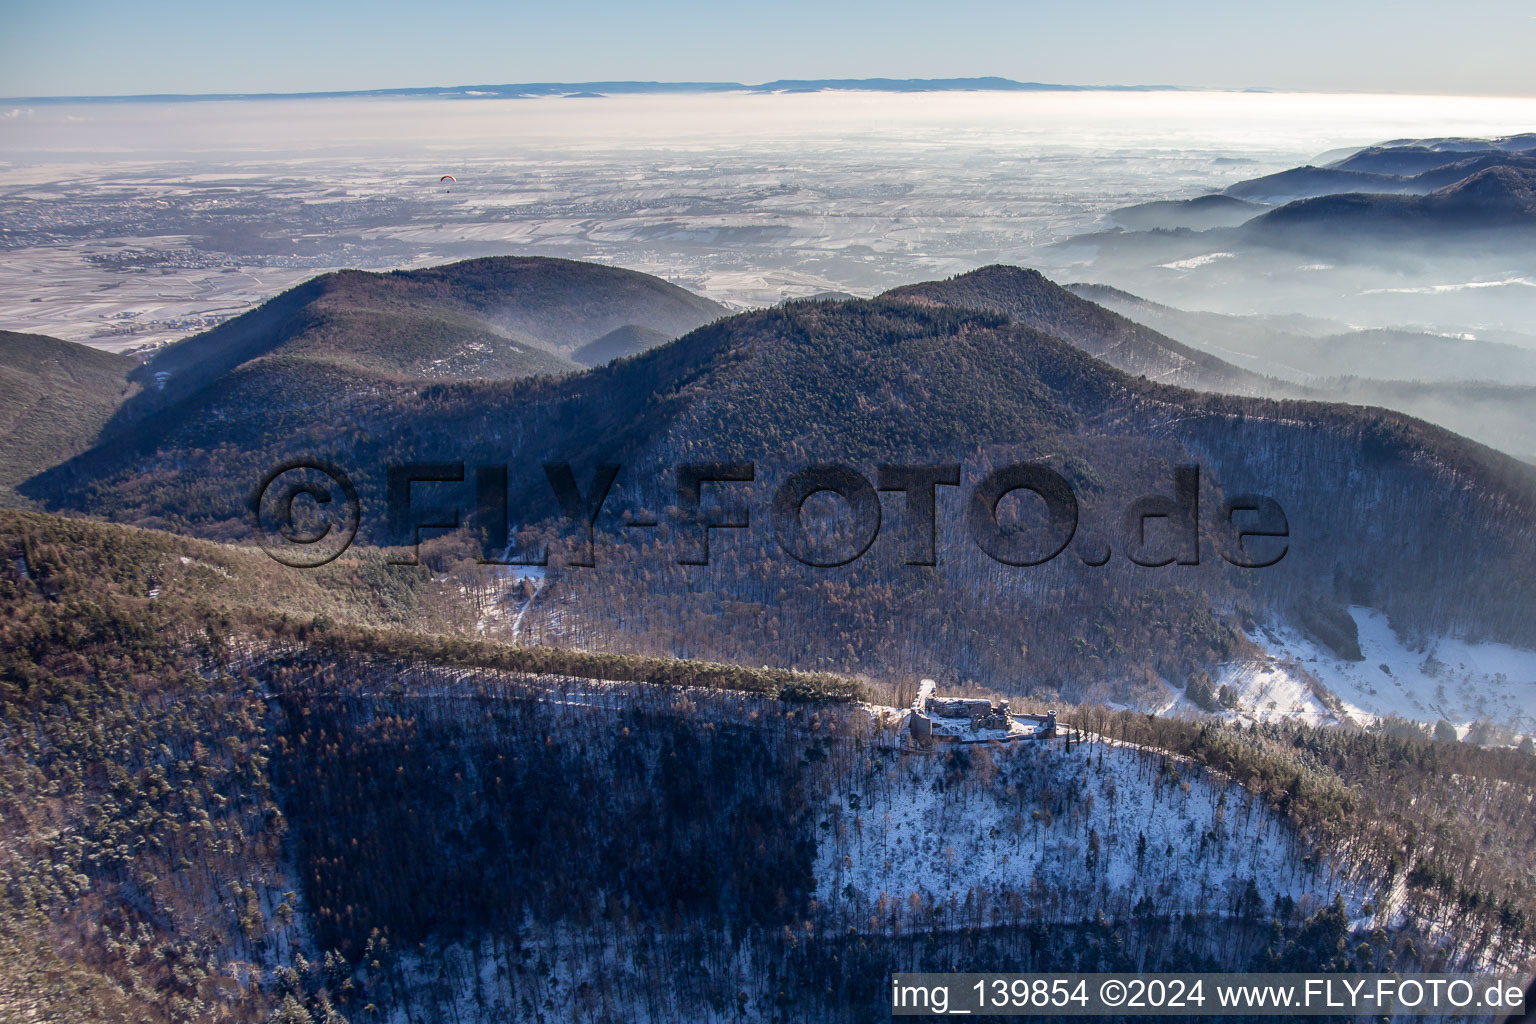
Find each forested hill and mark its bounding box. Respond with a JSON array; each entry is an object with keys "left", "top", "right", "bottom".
[
  {"left": 1244, "top": 164, "right": 1536, "bottom": 243},
  {"left": 102, "top": 255, "right": 726, "bottom": 433},
  {"left": 27, "top": 287, "right": 1536, "bottom": 697},
  {"left": 572, "top": 323, "right": 675, "bottom": 365},
  {"left": 880, "top": 265, "right": 1281, "bottom": 395},
  {"left": 0, "top": 330, "right": 137, "bottom": 504}
]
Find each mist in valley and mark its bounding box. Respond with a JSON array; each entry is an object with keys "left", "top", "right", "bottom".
[{"left": 4, "top": 89, "right": 1532, "bottom": 465}]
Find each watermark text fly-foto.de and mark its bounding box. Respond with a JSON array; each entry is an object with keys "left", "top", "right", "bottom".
[{"left": 251, "top": 459, "right": 1289, "bottom": 570}]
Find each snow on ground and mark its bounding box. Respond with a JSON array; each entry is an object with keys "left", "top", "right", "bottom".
[
  {"left": 325, "top": 683, "right": 1392, "bottom": 1022},
  {"left": 1223, "top": 607, "right": 1536, "bottom": 739},
  {"left": 814, "top": 734, "right": 1369, "bottom": 930},
  {"left": 470, "top": 564, "right": 546, "bottom": 637},
  {"left": 1211, "top": 654, "right": 1363, "bottom": 727}
]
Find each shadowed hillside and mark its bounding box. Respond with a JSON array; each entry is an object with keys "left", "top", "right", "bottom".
[
  {"left": 1110, "top": 193, "right": 1265, "bottom": 231},
  {"left": 0, "top": 331, "right": 137, "bottom": 505},
  {"left": 1245, "top": 165, "right": 1536, "bottom": 245},
  {"left": 572, "top": 323, "right": 675, "bottom": 365}
]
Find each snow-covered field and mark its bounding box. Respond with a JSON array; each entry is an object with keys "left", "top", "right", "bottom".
[{"left": 1214, "top": 607, "right": 1536, "bottom": 741}]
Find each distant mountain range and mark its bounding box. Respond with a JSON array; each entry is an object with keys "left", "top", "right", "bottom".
[
  {"left": 1068, "top": 281, "right": 1536, "bottom": 384},
  {"left": 1065, "top": 282, "right": 1536, "bottom": 462},
  {"left": 8, "top": 77, "right": 1183, "bottom": 103},
  {"left": 1224, "top": 136, "right": 1536, "bottom": 201},
  {"left": 1095, "top": 135, "right": 1536, "bottom": 236},
  {"left": 1070, "top": 133, "right": 1536, "bottom": 332}
]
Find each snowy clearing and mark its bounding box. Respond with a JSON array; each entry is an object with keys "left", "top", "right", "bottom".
[{"left": 1221, "top": 607, "right": 1536, "bottom": 740}]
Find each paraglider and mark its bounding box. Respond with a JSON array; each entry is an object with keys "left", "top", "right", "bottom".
[{"left": 439, "top": 174, "right": 456, "bottom": 183}]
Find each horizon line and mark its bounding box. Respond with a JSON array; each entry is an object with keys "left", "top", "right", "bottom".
[{"left": 3, "top": 76, "right": 1209, "bottom": 104}]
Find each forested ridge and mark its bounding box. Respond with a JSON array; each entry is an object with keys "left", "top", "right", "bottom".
[{"left": 24, "top": 288, "right": 1536, "bottom": 701}]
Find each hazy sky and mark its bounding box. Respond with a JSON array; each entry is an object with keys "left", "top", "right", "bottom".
[{"left": 3, "top": 0, "right": 1535, "bottom": 99}]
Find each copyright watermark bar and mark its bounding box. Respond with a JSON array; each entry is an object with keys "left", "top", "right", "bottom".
[{"left": 890, "top": 973, "right": 1531, "bottom": 1016}]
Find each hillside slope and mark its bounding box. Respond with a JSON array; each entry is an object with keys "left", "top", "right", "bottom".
[
  {"left": 108, "top": 255, "right": 727, "bottom": 432},
  {"left": 572, "top": 323, "right": 675, "bottom": 365},
  {"left": 1243, "top": 165, "right": 1536, "bottom": 247},
  {"left": 881, "top": 265, "right": 1285, "bottom": 395},
  {"left": 0, "top": 330, "right": 137, "bottom": 504}
]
